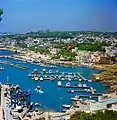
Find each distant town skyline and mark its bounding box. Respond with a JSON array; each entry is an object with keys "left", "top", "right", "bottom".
[{"left": 0, "top": 0, "right": 117, "bottom": 33}]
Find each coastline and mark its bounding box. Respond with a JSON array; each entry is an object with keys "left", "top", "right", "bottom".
[{"left": 1, "top": 48, "right": 116, "bottom": 93}]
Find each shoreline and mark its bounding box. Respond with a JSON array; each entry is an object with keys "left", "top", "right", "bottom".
[{"left": 0, "top": 48, "right": 116, "bottom": 93}]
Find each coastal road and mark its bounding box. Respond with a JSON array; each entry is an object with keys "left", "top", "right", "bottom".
[{"left": 1, "top": 85, "right": 13, "bottom": 120}]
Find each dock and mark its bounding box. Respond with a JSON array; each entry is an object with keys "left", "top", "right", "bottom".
[{"left": 58, "top": 85, "right": 90, "bottom": 89}]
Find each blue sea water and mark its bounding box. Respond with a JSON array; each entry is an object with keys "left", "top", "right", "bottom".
[
  {"left": 0, "top": 50, "right": 17, "bottom": 55},
  {"left": 0, "top": 50, "right": 108, "bottom": 112}
]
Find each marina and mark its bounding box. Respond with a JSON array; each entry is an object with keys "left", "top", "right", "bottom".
[{"left": 0, "top": 50, "right": 108, "bottom": 112}]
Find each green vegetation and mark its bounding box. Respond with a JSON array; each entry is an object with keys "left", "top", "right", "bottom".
[
  {"left": 0, "top": 9, "right": 3, "bottom": 15},
  {"left": 70, "top": 110, "right": 117, "bottom": 120},
  {"left": 59, "top": 48, "right": 77, "bottom": 61},
  {"left": 77, "top": 42, "right": 110, "bottom": 52},
  {"left": 28, "top": 45, "right": 50, "bottom": 55}
]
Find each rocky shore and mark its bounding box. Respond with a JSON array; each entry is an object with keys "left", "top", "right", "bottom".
[{"left": 92, "top": 64, "right": 117, "bottom": 93}]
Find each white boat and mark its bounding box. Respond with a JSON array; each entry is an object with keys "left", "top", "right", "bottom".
[
  {"left": 88, "top": 80, "right": 92, "bottom": 82},
  {"left": 49, "top": 70, "right": 52, "bottom": 73},
  {"left": 38, "top": 90, "right": 44, "bottom": 94},
  {"left": 42, "top": 68, "right": 46, "bottom": 72},
  {"left": 70, "top": 90, "right": 74, "bottom": 93},
  {"left": 58, "top": 81, "right": 62, "bottom": 86},
  {"left": 35, "top": 86, "right": 41, "bottom": 91},
  {"left": 83, "top": 84, "right": 87, "bottom": 87},
  {"left": 61, "top": 78, "right": 65, "bottom": 80},
  {"left": 68, "top": 78, "right": 71, "bottom": 81},
  {"left": 79, "top": 79, "right": 82, "bottom": 81},
  {"left": 62, "top": 104, "right": 71, "bottom": 108},
  {"left": 78, "top": 83, "right": 82, "bottom": 87},
  {"left": 28, "top": 73, "right": 32, "bottom": 77},
  {"left": 34, "top": 69, "right": 38, "bottom": 73},
  {"left": 34, "top": 76, "right": 39, "bottom": 81},
  {"left": 40, "top": 77, "right": 43, "bottom": 81},
  {"left": 66, "top": 82, "right": 70, "bottom": 87},
  {"left": 71, "top": 97, "right": 79, "bottom": 101},
  {"left": 0, "top": 67, "right": 4, "bottom": 70},
  {"left": 87, "top": 89, "right": 91, "bottom": 92}
]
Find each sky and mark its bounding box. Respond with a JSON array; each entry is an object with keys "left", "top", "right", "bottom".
[{"left": 0, "top": 0, "right": 117, "bottom": 33}]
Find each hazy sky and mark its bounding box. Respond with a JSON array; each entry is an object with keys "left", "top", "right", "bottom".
[{"left": 0, "top": 0, "right": 117, "bottom": 33}]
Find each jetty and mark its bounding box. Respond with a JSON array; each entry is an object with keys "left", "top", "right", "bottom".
[{"left": 58, "top": 85, "right": 90, "bottom": 89}]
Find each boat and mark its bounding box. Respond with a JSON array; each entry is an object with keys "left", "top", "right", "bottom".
[
  {"left": 79, "top": 79, "right": 82, "bottom": 81},
  {"left": 88, "top": 80, "right": 92, "bottom": 82},
  {"left": 0, "top": 67, "right": 4, "bottom": 70},
  {"left": 70, "top": 96, "right": 79, "bottom": 101},
  {"left": 38, "top": 90, "right": 44, "bottom": 94},
  {"left": 66, "top": 82, "right": 70, "bottom": 87},
  {"left": 35, "top": 86, "right": 41, "bottom": 90},
  {"left": 34, "top": 76, "right": 39, "bottom": 81},
  {"left": 83, "top": 84, "right": 87, "bottom": 87},
  {"left": 78, "top": 83, "right": 82, "bottom": 87},
  {"left": 40, "top": 77, "right": 43, "bottom": 81},
  {"left": 42, "top": 68, "right": 46, "bottom": 72},
  {"left": 28, "top": 73, "right": 33, "bottom": 77},
  {"left": 62, "top": 104, "right": 71, "bottom": 108},
  {"left": 61, "top": 78, "right": 65, "bottom": 81},
  {"left": 34, "top": 69, "right": 38, "bottom": 73},
  {"left": 58, "top": 81, "right": 62, "bottom": 86},
  {"left": 49, "top": 70, "right": 52, "bottom": 74},
  {"left": 68, "top": 78, "right": 71, "bottom": 81}
]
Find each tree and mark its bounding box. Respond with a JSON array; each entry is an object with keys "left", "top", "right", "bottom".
[
  {"left": 0, "top": 9, "right": 3, "bottom": 21},
  {"left": 0, "top": 9, "right": 3, "bottom": 15}
]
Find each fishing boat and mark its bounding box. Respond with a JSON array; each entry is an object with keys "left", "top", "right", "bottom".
[
  {"left": 58, "top": 81, "right": 62, "bottom": 86},
  {"left": 62, "top": 104, "right": 71, "bottom": 108},
  {"left": 66, "top": 82, "right": 70, "bottom": 87}
]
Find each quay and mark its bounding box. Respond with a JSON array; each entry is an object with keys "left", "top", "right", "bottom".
[{"left": 0, "top": 60, "right": 29, "bottom": 70}]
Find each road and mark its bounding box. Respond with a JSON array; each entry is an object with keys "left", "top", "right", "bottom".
[{"left": 1, "top": 85, "right": 13, "bottom": 120}]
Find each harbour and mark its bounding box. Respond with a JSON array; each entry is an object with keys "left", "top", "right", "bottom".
[{"left": 0, "top": 50, "right": 108, "bottom": 112}]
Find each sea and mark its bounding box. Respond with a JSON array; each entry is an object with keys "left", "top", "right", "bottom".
[{"left": 0, "top": 50, "right": 109, "bottom": 112}]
